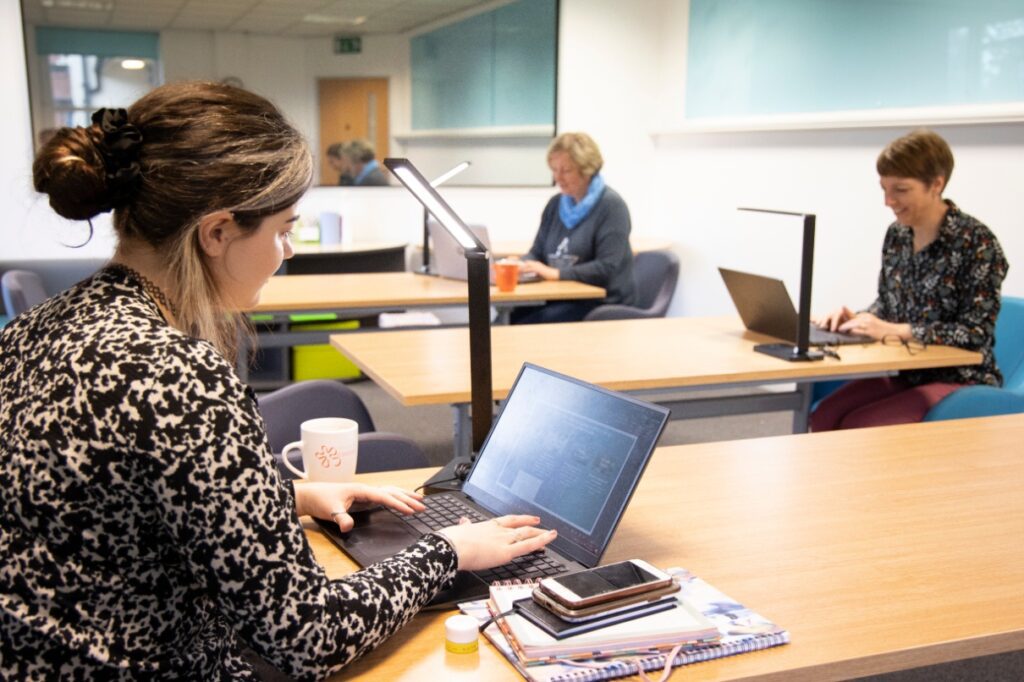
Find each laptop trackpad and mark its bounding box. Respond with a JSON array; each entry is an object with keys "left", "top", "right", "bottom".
[{"left": 338, "top": 507, "right": 422, "bottom": 557}]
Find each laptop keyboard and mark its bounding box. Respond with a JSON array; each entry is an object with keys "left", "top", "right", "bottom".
[
  {"left": 391, "top": 493, "right": 569, "bottom": 582},
  {"left": 809, "top": 326, "right": 874, "bottom": 346}
]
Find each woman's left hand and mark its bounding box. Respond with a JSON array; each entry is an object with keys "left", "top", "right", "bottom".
[
  {"left": 838, "top": 312, "right": 911, "bottom": 341},
  {"left": 519, "top": 259, "right": 560, "bottom": 281},
  {"left": 294, "top": 482, "right": 426, "bottom": 531}
]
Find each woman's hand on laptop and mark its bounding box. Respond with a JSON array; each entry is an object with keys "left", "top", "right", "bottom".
[
  {"left": 295, "top": 483, "right": 426, "bottom": 531},
  {"left": 519, "top": 259, "right": 559, "bottom": 281},
  {"left": 436, "top": 516, "right": 557, "bottom": 571},
  {"left": 814, "top": 305, "right": 855, "bottom": 332}
]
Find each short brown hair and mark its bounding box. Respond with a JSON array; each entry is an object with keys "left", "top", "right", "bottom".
[
  {"left": 876, "top": 129, "right": 954, "bottom": 190},
  {"left": 547, "top": 132, "right": 603, "bottom": 179},
  {"left": 33, "top": 81, "right": 313, "bottom": 357}
]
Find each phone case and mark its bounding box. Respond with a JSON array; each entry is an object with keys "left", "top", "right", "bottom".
[
  {"left": 512, "top": 597, "right": 677, "bottom": 639},
  {"left": 538, "top": 561, "right": 675, "bottom": 609},
  {"left": 532, "top": 582, "right": 680, "bottom": 622}
]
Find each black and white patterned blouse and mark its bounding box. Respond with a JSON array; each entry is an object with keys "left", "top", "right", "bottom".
[
  {"left": 0, "top": 267, "right": 457, "bottom": 680},
  {"left": 867, "top": 201, "right": 1009, "bottom": 387}
]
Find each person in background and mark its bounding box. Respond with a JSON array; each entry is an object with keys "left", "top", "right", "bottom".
[
  {"left": 0, "top": 81, "right": 555, "bottom": 679},
  {"left": 512, "top": 132, "right": 636, "bottom": 324},
  {"left": 811, "top": 129, "right": 1009, "bottom": 431},
  {"left": 343, "top": 139, "right": 389, "bottom": 186},
  {"left": 326, "top": 142, "right": 354, "bottom": 185}
]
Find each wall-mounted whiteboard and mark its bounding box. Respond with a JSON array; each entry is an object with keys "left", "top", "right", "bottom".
[
  {"left": 685, "top": 0, "right": 1024, "bottom": 127},
  {"left": 411, "top": 0, "right": 556, "bottom": 131}
]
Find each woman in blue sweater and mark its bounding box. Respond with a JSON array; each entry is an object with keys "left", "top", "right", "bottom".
[{"left": 512, "top": 133, "right": 637, "bottom": 324}]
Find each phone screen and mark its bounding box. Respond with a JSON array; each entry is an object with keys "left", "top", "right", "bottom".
[{"left": 549, "top": 561, "right": 661, "bottom": 601}]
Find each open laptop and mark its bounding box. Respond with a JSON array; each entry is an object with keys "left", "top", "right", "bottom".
[
  {"left": 719, "top": 267, "right": 873, "bottom": 346},
  {"left": 316, "top": 362, "right": 670, "bottom": 608},
  {"left": 428, "top": 219, "right": 541, "bottom": 284}
]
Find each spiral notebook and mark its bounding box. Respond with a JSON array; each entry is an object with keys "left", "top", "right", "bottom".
[{"left": 460, "top": 568, "right": 789, "bottom": 682}]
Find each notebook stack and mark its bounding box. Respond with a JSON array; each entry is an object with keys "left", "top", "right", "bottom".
[{"left": 460, "top": 568, "right": 789, "bottom": 682}]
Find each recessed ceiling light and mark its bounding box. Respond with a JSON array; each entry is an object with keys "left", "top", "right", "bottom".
[
  {"left": 121, "top": 59, "right": 146, "bottom": 70},
  {"left": 303, "top": 14, "right": 366, "bottom": 26},
  {"left": 41, "top": 0, "right": 114, "bottom": 10}
]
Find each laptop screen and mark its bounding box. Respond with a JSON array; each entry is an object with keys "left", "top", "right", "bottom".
[{"left": 462, "top": 363, "right": 670, "bottom": 567}]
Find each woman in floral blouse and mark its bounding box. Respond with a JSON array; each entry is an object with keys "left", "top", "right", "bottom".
[
  {"left": 0, "top": 81, "right": 555, "bottom": 680},
  {"left": 812, "top": 129, "right": 1009, "bottom": 431}
]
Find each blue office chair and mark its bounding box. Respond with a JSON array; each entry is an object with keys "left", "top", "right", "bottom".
[
  {"left": 924, "top": 296, "right": 1024, "bottom": 421},
  {"left": 810, "top": 297, "right": 1024, "bottom": 420},
  {"left": 1, "top": 269, "right": 48, "bottom": 318},
  {"left": 584, "top": 250, "right": 680, "bottom": 321},
  {"left": 258, "top": 379, "right": 429, "bottom": 479}
]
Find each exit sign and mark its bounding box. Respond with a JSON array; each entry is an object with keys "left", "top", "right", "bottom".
[{"left": 334, "top": 36, "right": 362, "bottom": 54}]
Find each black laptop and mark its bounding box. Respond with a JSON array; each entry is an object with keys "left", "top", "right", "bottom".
[
  {"left": 315, "top": 363, "right": 670, "bottom": 608},
  {"left": 718, "top": 267, "right": 874, "bottom": 346}
]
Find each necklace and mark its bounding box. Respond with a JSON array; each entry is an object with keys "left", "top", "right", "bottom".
[{"left": 108, "top": 264, "right": 178, "bottom": 319}]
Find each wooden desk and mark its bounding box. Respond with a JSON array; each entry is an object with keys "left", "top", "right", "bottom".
[
  {"left": 332, "top": 316, "right": 981, "bottom": 457},
  {"left": 310, "top": 414, "right": 1024, "bottom": 680},
  {"left": 254, "top": 271, "right": 604, "bottom": 316},
  {"left": 243, "top": 273, "right": 605, "bottom": 386}
]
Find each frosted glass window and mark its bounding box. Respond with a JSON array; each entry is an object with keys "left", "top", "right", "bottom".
[
  {"left": 686, "top": 0, "right": 1024, "bottom": 119},
  {"left": 412, "top": 0, "right": 556, "bottom": 130}
]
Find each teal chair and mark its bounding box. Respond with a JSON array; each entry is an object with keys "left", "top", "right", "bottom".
[
  {"left": 925, "top": 296, "right": 1024, "bottom": 421},
  {"left": 810, "top": 296, "right": 1024, "bottom": 420}
]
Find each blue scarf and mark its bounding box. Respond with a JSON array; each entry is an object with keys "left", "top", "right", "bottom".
[
  {"left": 558, "top": 174, "right": 606, "bottom": 229},
  {"left": 353, "top": 159, "right": 379, "bottom": 186}
]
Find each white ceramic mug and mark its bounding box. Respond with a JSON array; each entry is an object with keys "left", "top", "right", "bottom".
[{"left": 282, "top": 417, "right": 358, "bottom": 482}]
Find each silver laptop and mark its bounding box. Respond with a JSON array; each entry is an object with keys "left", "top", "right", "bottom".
[
  {"left": 428, "top": 219, "right": 540, "bottom": 284},
  {"left": 315, "top": 363, "right": 670, "bottom": 608},
  {"left": 719, "top": 267, "right": 873, "bottom": 346}
]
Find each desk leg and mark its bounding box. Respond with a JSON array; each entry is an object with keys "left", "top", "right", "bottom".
[
  {"left": 793, "top": 382, "right": 813, "bottom": 433},
  {"left": 452, "top": 403, "right": 472, "bottom": 461}
]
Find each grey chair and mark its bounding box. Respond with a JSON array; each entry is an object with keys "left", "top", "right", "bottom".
[
  {"left": 1, "top": 269, "right": 48, "bottom": 318},
  {"left": 257, "top": 379, "right": 429, "bottom": 479},
  {"left": 584, "top": 250, "right": 680, "bottom": 321}
]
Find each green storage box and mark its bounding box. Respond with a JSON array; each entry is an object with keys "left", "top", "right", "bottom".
[{"left": 290, "top": 316, "right": 362, "bottom": 381}]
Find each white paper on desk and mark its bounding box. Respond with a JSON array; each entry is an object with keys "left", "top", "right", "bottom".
[{"left": 378, "top": 311, "right": 442, "bottom": 328}]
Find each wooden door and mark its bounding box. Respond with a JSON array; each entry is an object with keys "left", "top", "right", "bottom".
[{"left": 318, "top": 78, "right": 389, "bottom": 186}]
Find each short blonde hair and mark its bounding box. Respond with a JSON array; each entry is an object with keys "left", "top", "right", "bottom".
[
  {"left": 344, "top": 139, "right": 376, "bottom": 163},
  {"left": 547, "top": 132, "right": 603, "bottom": 179}
]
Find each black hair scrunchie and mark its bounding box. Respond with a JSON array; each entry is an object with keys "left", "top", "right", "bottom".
[{"left": 91, "top": 107, "right": 143, "bottom": 212}]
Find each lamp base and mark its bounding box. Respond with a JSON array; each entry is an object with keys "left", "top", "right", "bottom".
[
  {"left": 422, "top": 456, "right": 474, "bottom": 494},
  {"left": 754, "top": 343, "right": 824, "bottom": 362}
]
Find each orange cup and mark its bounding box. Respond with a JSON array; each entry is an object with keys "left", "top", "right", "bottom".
[{"left": 494, "top": 259, "right": 520, "bottom": 292}]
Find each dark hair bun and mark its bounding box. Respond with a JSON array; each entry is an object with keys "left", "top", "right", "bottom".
[{"left": 32, "top": 126, "right": 111, "bottom": 221}]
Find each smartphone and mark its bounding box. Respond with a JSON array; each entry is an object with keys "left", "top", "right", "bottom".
[
  {"left": 532, "top": 582, "right": 680, "bottom": 622},
  {"left": 538, "top": 559, "right": 673, "bottom": 609}
]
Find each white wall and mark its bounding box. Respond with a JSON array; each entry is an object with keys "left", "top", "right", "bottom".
[
  {"left": 557, "top": 0, "right": 1024, "bottom": 318},
  {"left": 2, "top": 4, "right": 116, "bottom": 261},
  {"left": 6, "top": 0, "right": 1022, "bottom": 310}
]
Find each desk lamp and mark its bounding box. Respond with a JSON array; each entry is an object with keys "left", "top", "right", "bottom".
[
  {"left": 738, "top": 207, "right": 823, "bottom": 362},
  {"left": 385, "top": 158, "right": 491, "bottom": 492},
  {"left": 419, "top": 161, "right": 471, "bottom": 275}
]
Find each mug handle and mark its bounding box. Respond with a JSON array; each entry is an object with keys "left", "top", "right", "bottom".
[{"left": 281, "top": 440, "right": 307, "bottom": 479}]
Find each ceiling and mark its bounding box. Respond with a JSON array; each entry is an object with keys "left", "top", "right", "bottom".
[{"left": 21, "top": 0, "right": 502, "bottom": 37}]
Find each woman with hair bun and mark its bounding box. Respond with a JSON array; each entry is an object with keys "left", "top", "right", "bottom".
[
  {"left": 811, "top": 129, "right": 1009, "bottom": 431},
  {"left": 0, "top": 81, "right": 554, "bottom": 679}
]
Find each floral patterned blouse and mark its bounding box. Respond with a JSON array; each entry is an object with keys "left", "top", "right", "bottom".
[
  {"left": 866, "top": 201, "right": 1009, "bottom": 387},
  {"left": 0, "top": 267, "right": 457, "bottom": 680}
]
